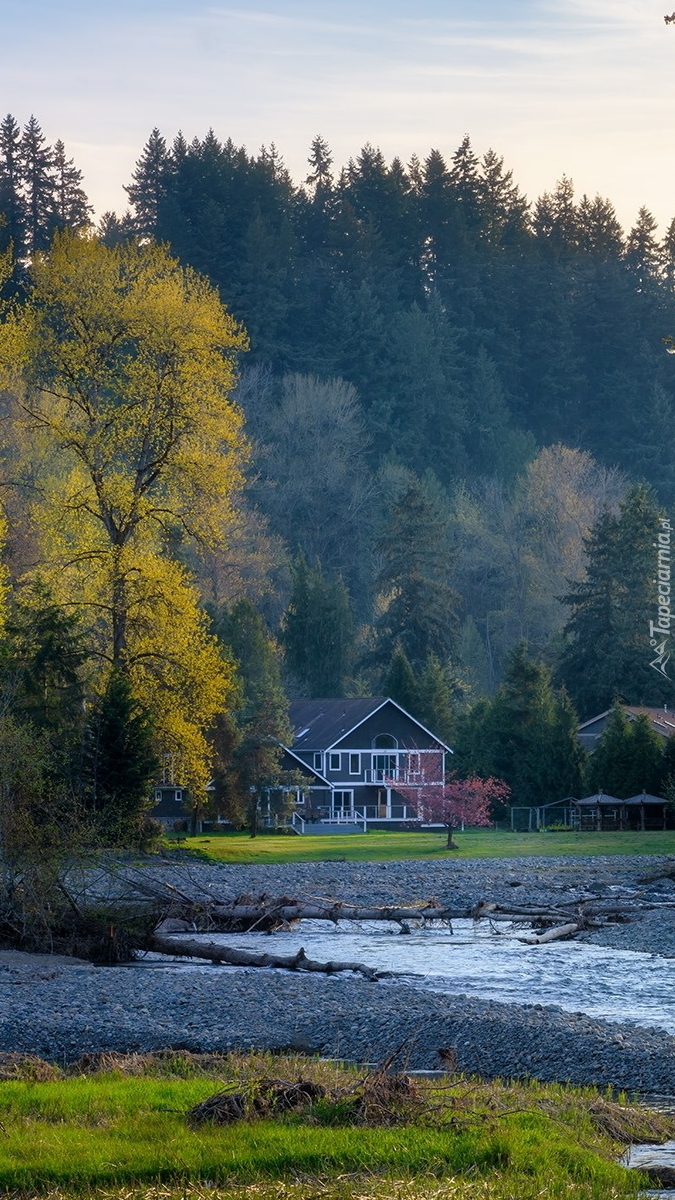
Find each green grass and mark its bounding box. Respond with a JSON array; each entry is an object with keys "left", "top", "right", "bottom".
[
  {"left": 168, "top": 828, "right": 675, "bottom": 864},
  {"left": 0, "top": 1052, "right": 660, "bottom": 1197}
]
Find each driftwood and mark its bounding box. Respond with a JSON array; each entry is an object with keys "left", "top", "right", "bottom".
[
  {"left": 207, "top": 901, "right": 467, "bottom": 926},
  {"left": 151, "top": 933, "right": 387, "bottom": 979},
  {"left": 518, "top": 922, "right": 582, "bottom": 945}
]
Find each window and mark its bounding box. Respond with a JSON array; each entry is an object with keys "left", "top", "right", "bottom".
[
  {"left": 175, "top": 789, "right": 183, "bottom": 802},
  {"left": 349, "top": 753, "right": 360, "bottom": 775},
  {"left": 329, "top": 752, "right": 341, "bottom": 771},
  {"left": 332, "top": 790, "right": 353, "bottom": 815},
  {"left": 313, "top": 752, "right": 322, "bottom": 771},
  {"left": 373, "top": 733, "right": 398, "bottom": 749},
  {"left": 155, "top": 789, "right": 162, "bottom": 802}
]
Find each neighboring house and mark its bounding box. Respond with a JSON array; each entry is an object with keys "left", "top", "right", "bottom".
[
  {"left": 150, "top": 783, "right": 192, "bottom": 831},
  {"left": 285, "top": 697, "right": 452, "bottom": 829},
  {"left": 578, "top": 705, "right": 675, "bottom": 753}
]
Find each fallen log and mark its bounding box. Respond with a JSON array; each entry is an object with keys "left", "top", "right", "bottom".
[
  {"left": 150, "top": 934, "right": 387, "bottom": 980},
  {"left": 518, "top": 922, "right": 581, "bottom": 945},
  {"left": 207, "top": 901, "right": 467, "bottom": 926}
]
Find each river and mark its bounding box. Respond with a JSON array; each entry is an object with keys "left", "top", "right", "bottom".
[{"left": 150, "top": 918, "right": 675, "bottom": 1035}]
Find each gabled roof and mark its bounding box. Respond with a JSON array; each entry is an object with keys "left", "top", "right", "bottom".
[
  {"left": 578, "top": 706, "right": 675, "bottom": 739},
  {"left": 280, "top": 745, "right": 331, "bottom": 787},
  {"left": 574, "top": 792, "right": 622, "bottom": 806},
  {"left": 576, "top": 791, "right": 666, "bottom": 807},
  {"left": 288, "top": 697, "right": 452, "bottom": 753}
]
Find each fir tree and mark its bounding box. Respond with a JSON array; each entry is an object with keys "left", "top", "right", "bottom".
[
  {"left": 212, "top": 599, "right": 293, "bottom": 831},
  {"left": 417, "top": 653, "right": 457, "bottom": 744},
  {"left": 85, "top": 670, "right": 159, "bottom": 844},
  {"left": 125, "top": 127, "right": 171, "bottom": 237},
  {"left": 51, "top": 140, "right": 91, "bottom": 232},
  {"left": 587, "top": 703, "right": 637, "bottom": 797},
  {"left": 558, "top": 485, "right": 675, "bottom": 715},
  {"left": 0, "top": 114, "right": 25, "bottom": 259},
  {"left": 374, "top": 475, "right": 459, "bottom": 669},
  {"left": 381, "top": 642, "right": 419, "bottom": 715},
  {"left": 281, "top": 557, "right": 354, "bottom": 697},
  {"left": 6, "top": 582, "right": 86, "bottom": 739},
  {"left": 20, "top": 115, "right": 55, "bottom": 254}
]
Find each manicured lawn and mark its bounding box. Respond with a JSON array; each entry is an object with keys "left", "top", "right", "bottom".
[
  {"left": 0, "top": 1052, "right": 660, "bottom": 1197},
  {"left": 172, "top": 828, "right": 675, "bottom": 864}
]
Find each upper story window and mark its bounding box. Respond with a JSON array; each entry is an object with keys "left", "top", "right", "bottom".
[
  {"left": 329, "top": 752, "right": 341, "bottom": 771},
  {"left": 373, "top": 734, "right": 398, "bottom": 749},
  {"left": 175, "top": 789, "right": 183, "bottom": 802},
  {"left": 155, "top": 789, "right": 162, "bottom": 802},
  {"left": 349, "top": 753, "right": 360, "bottom": 774},
  {"left": 313, "top": 752, "right": 322, "bottom": 771}
]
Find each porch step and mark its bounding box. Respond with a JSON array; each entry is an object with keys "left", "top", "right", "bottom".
[{"left": 300, "top": 822, "right": 364, "bottom": 835}]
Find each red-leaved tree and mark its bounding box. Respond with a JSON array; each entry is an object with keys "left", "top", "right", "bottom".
[{"left": 387, "top": 772, "right": 510, "bottom": 848}]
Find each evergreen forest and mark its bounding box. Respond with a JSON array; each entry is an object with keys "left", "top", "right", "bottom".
[{"left": 1, "top": 113, "right": 675, "bottom": 832}]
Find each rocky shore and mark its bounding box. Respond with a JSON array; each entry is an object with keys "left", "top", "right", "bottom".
[{"left": 3, "top": 852, "right": 675, "bottom": 1092}]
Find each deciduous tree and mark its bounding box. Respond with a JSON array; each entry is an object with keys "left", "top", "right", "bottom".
[{"left": 13, "top": 232, "right": 248, "bottom": 799}]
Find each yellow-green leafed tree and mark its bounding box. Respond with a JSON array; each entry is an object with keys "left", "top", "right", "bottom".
[{"left": 15, "top": 232, "right": 248, "bottom": 802}]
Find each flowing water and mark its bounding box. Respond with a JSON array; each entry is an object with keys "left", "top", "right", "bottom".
[{"left": 152, "top": 918, "right": 675, "bottom": 1034}]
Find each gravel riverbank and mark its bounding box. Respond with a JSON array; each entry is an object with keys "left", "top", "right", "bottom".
[{"left": 4, "top": 853, "right": 675, "bottom": 1092}]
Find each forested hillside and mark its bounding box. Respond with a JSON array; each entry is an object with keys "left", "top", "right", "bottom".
[
  {"left": 1, "top": 114, "right": 674, "bottom": 831},
  {"left": 118, "top": 128, "right": 675, "bottom": 700}
]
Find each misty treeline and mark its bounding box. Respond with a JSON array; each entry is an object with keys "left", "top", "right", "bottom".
[{"left": 1, "top": 115, "right": 675, "bottom": 833}]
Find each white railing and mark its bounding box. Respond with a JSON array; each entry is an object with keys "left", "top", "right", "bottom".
[
  {"left": 291, "top": 812, "right": 305, "bottom": 833},
  {"left": 365, "top": 767, "right": 443, "bottom": 785},
  {"left": 321, "top": 810, "right": 367, "bottom": 832}
]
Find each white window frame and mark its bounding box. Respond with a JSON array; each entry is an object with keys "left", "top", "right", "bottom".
[
  {"left": 329, "top": 752, "right": 341, "bottom": 772},
  {"left": 349, "top": 753, "right": 360, "bottom": 775},
  {"left": 313, "top": 752, "right": 322, "bottom": 771},
  {"left": 175, "top": 789, "right": 183, "bottom": 802},
  {"left": 155, "top": 789, "right": 162, "bottom": 802},
  {"left": 332, "top": 789, "right": 354, "bottom": 816}
]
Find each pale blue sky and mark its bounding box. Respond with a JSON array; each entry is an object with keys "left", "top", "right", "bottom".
[{"left": 3, "top": 0, "right": 674, "bottom": 230}]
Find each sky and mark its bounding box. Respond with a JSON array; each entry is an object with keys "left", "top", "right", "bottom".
[{"left": 3, "top": 0, "right": 675, "bottom": 231}]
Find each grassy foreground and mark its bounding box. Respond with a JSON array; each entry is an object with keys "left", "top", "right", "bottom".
[
  {"left": 0, "top": 1050, "right": 668, "bottom": 1199},
  {"left": 172, "top": 828, "right": 675, "bottom": 864}
]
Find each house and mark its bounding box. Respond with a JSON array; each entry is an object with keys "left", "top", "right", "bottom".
[
  {"left": 150, "top": 782, "right": 192, "bottom": 831},
  {"left": 284, "top": 697, "right": 452, "bottom": 829},
  {"left": 578, "top": 705, "right": 675, "bottom": 752},
  {"left": 573, "top": 791, "right": 668, "bottom": 832}
]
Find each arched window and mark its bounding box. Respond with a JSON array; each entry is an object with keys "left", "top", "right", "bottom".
[{"left": 372, "top": 733, "right": 398, "bottom": 749}]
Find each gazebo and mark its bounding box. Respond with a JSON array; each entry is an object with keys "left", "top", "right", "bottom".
[{"left": 573, "top": 791, "right": 667, "bottom": 832}]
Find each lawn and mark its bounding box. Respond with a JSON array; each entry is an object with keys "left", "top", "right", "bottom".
[
  {"left": 0, "top": 1050, "right": 661, "bottom": 1198},
  {"left": 172, "top": 827, "right": 675, "bottom": 864}
]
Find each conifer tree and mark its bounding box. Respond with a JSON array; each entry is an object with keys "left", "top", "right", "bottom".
[
  {"left": 6, "top": 582, "right": 86, "bottom": 739},
  {"left": 125, "top": 127, "right": 171, "bottom": 237},
  {"left": 484, "top": 643, "right": 584, "bottom": 805},
  {"left": 0, "top": 114, "right": 25, "bottom": 259},
  {"left": 84, "top": 670, "right": 158, "bottom": 843},
  {"left": 381, "top": 642, "right": 419, "bottom": 715},
  {"left": 587, "top": 703, "right": 636, "bottom": 797},
  {"left": 281, "top": 557, "right": 354, "bottom": 697},
  {"left": 417, "top": 653, "right": 457, "bottom": 744},
  {"left": 20, "top": 115, "right": 55, "bottom": 254},
  {"left": 51, "top": 140, "right": 91, "bottom": 232},
  {"left": 558, "top": 485, "right": 675, "bottom": 715},
  {"left": 211, "top": 599, "right": 292, "bottom": 829},
  {"left": 374, "top": 475, "right": 459, "bottom": 669}
]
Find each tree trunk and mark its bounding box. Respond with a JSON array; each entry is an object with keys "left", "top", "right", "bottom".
[
  {"left": 446, "top": 827, "right": 459, "bottom": 849},
  {"left": 151, "top": 934, "right": 384, "bottom": 979}
]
